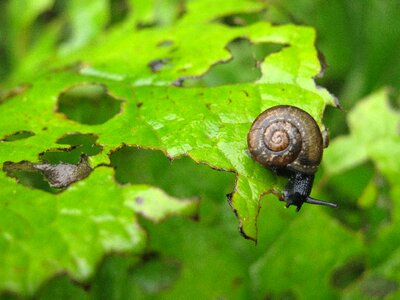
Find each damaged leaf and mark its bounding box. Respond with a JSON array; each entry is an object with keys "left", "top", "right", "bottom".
[
  {"left": 0, "top": 0, "right": 337, "bottom": 296},
  {"left": 0, "top": 167, "right": 198, "bottom": 295}
]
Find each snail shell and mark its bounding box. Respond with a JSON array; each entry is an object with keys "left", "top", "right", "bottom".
[{"left": 247, "top": 105, "right": 323, "bottom": 175}]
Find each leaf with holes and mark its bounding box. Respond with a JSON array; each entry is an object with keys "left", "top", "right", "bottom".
[{"left": 0, "top": 0, "right": 338, "bottom": 296}]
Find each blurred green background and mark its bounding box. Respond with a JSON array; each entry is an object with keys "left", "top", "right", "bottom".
[{"left": 1, "top": 0, "right": 400, "bottom": 299}]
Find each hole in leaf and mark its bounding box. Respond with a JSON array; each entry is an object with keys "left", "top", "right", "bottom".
[
  {"left": 182, "top": 38, "right": 285, "bottom": 87},
  {"left": 360, "top": 275, "right": 398, "bottom": 299},
  {"left": 214, "top": 9, "right": 267, "bottom": 27},
  {"left": 40, "top": 133, "right": 102, "bottom": 164},
  {"left": 57, "top": 84, "right": 123, "bottom": 125},
  {"left": 1, "top": 130, "right": 35, "bottom": 142},
  {"left": 130, "top": 253, "right": 181, "bottom": 294},
  {"left": 3, "top": 156, "right": 92, "bottom": 193},
  {"left": 330, "top": 257, "right": 366, "bottom": 289},
  {"left": 110, "top": 146, "right": 235, "bottom": 199}
]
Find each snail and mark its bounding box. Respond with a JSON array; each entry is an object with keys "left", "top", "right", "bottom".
[{"left": 247, "top": 105, "right": 337, "bottom": 211}]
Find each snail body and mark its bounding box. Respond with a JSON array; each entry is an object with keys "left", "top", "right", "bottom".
[{"left": 247, "top": 105, "right": 336, "bottom": 211}]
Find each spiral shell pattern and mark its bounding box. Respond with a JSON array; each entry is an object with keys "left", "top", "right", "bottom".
[{"left": 247, "top": 105, "right": 323, "bottom": 174}]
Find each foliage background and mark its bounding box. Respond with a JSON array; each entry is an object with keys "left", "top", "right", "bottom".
[{"left": 1, "top": 0, "right": 400, "bottom": 299}]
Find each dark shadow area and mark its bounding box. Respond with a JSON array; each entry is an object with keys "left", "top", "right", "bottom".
[
  {"left": 108, "top": 0, "right": 131, "bottom": 27},
  {"left": 330, "top": 256, "right": 366, "bottom": 289},
  {"left": 31, "top": 0, "right": 66, "bottom": 48},
  {"left": 323, "top": 105, "right": 349, "bottom": 138},
  {"left": 1, "top": 130, "right": 35, "bottom": 142},
  {"left": 129, "top": 253, "right": 181, "bottom": 295},
  {"left": 321, "top": 162, "right": 392, "bottom": 241},
  {"left": 264, "top": 289, "right": 297, "bottom": 300},
  {"left": 57, "top": 84, "right": 123, "bottom": 125},
  {"left": 322, "top": 162, "right": 375, "bottom": 229},
  {"left": 0, "top": 0, "right": 10, "bottom": 82},
  {"left": 182, "top": 38, "right": 285, "bottom": 87}
]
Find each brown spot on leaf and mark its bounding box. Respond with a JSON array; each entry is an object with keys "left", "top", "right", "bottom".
[
  {"left": 135, "top": 196, "right": 145, "bottom": 205},
  {"left": 157, "top": 40, "right": 174, "bottom": 48},
  {"left": 136, "top": 21, "right": 158, "bottom": 30},
  {"left": 172, "top": 77, "right": 185, "bottom": 87},
  {"left": 3, "top": 155, "right": 92, "bottom": 190},
  {"left": 148, "top": 58, "right": 170, "bottom": 73},
  {"left": 33, "top": 155, "right": 92, "bottom": 188}
]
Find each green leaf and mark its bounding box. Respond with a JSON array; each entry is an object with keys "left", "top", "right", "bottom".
[
  {"left": 0, "top": 167, "right": 198, "bottom": 295},
  {"left": 250, "top": 208, "right": 363, "bottom": 300},
  {"left": 323, "top": 88, "right": 400, "bottom": 198},
  {"left": 0, "top": 0, "right": 336, "bottom": 295},
  {"left": 323, "top": 88, "right": 400, "bottom": 298}
]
